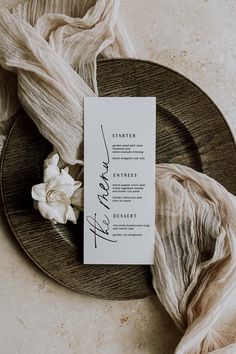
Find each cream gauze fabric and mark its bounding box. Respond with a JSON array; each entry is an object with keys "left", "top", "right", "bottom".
[{"left": 0, "top": 1, "right": 236, "bottom": 353}]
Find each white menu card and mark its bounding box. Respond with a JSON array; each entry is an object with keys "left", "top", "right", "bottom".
[{"left": 84, "top": 97, "right": 156, "bottom": 264}]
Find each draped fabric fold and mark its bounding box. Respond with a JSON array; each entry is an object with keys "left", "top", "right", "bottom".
[
  {"left": 152, "top": 164, "right": 236, "bottom": 353},
  {"left": 0, "top": 1, "right": 235, "bottom": 353},
  {"left": 0, "top": 0, "right": 135, "bottom": 163}
]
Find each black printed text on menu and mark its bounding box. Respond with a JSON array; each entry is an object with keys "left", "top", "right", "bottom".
[{"left": 84, "top": 97, "right": 156, "bottom": 264}]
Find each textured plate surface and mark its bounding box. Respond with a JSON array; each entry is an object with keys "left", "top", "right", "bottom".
[{"left": 1, "top": 58, "right": 236, "bottom": 300}]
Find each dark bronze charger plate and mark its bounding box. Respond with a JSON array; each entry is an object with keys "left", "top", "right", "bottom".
[{"left": 1, "top": 58, "right": 236, "bottom": 300}]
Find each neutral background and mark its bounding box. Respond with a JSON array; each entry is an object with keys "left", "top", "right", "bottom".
[{"left": 1, "top": 1, "right": 236, "bottom": 353}]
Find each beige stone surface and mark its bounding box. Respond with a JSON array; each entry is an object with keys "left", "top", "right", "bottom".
[{"left": 0, "top": 0, "right": 236, "bottom": 353}]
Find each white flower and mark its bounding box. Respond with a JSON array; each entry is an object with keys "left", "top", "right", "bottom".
[{"left": 31, "top": 153, "right": 82, "bottom": 224}]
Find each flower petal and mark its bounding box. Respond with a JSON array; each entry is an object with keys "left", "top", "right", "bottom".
[
  {"left": 52, "top": 205, "right": 68, "bottom": 224},
  {"left": 43, "top": 153, "right": 60, "bottom": 182},
  {"left": 44, "top": 165, "right": 60, "bottom": 183},
  {"left": 66, "top": 205, "right": 77, "bottom": 224},
  {"left": 37, "top": 201, "right": 54, "bottom": 220},
  {"left": 52, "top": 184, "right": 76, "bottom": 198},
  {"left": 31, "top": 183, "right": 47, "bottom": 202},
  {"left": 71, "top": 187, "right": 83, "bottom": 208},
  {"left": 37, "top": 201, "right": 68, "bottom": 224},
  {"left": 73, "top": 207, "right": 80, "bottom": 220},
  {"left": 44, "top": 153, "right": 60, "bottom": 167},
  {"left": 48, "top": 171, "right": 75, "bottom": 189},
  {"left": 60, "top": 169, "right": 75, "bottom": 184},
  {"left": 74, "top": 181, "right": 82, "bottom": 189}
]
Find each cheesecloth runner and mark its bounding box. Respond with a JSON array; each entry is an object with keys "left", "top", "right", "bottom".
[{"left": 0, "top": 1, "right": 236, "bottom": 353}]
